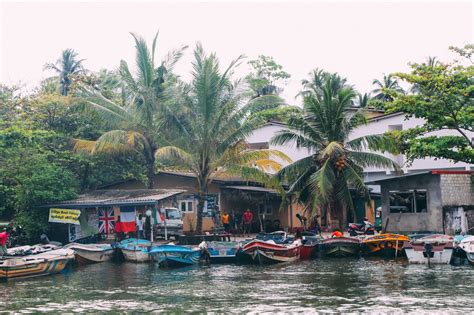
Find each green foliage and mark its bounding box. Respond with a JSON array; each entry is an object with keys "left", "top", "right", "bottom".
[
  {"left": 386, "top": 48, "right": 474, "bottom": 164},
  {"left": 44, "top": 49, "right": 85, "bottom": 96},
  {"left": 247, "top": 55, "right": 290, "bottom": 97}
]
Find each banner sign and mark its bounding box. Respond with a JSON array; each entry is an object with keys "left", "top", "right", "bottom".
[{"left": 49, "top": 208, "right": 81, "bottom": 225}]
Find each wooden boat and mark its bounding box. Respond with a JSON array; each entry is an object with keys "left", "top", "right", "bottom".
[
  {"left": 117, "top": 238, "right": 151, "bottom": 263},
  {"left": 403, "top": 234, "right": 454, "bottom": 264},
  {"left": 319, "top": 236, "right": 360, "bottom": 257},
  {"left": 458, "top": 236, "right": 474, "bottom": 264},
  {"left": 206, "top": 241, "right": 241, "bottom": 263},
  {"left": 149, "top": 244, "right": 200, "bottom": 267},
  {"left": 0, "top": 248, "right": 74, "bottom": 281},
  {"left": 6, "top": 244, "right": 61, "bottom": 256},
  {"left": 241, "top": 239, "right": 301, "bottom": 264},
  {"left": 362, "top": 233, "right": 409, "bottom": 257},
  {"left": 65, "top": 243, "right": 114, "bottom": 264}
]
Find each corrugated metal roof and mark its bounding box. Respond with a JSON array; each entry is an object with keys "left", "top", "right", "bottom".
[
  {"left": 46, "top": 189, "right": 185, "bottom": 208},
  {"left": 223, "top": 185, "right": 279, "bottom": 194}
]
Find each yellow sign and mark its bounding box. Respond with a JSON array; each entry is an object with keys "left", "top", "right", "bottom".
[{"left": 49, "top": 208, "right": 81, "bottom": 225}]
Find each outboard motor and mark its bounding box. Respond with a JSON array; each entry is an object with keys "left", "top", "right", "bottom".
[{"left": 423, "top": 243, "right": 434, "bottom": 266}]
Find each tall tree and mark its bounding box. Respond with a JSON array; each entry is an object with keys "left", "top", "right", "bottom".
[
  {"left": 74, "top": 32, "right": 186, "bottom": 188},
  {"left": 44, "top": 49, "right": 85, "bottom": 96},
  {"left": 272, "top": 74, "right": 399, "bottom": 228},
  {"left": 386, "top": 48, "right": 474, "bottom": 164},
  {"left": 372, "top": 74, "right": 404, "bottom": 102},
  {"left": 246, "top": 55, "right": 290, "bottom": 97},
  {"left": 156, "top": 45, "right": 290, "bottom": 233}
]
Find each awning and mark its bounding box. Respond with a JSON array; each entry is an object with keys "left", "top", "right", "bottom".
[
  {"left": 46, "top": 189, "right": 185, "bottom": 208},
  {"left": 223, "top": 185, "right": 279, "bottom": 194}
]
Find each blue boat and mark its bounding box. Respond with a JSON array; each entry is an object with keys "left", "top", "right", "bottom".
[
  {"left": 149, "top": 244, "right": 201, "bottom": 267},
  {"left": 116, "top": 238, "right": 152, "bottom": 263},
  {"left": 206, "top": 241, "right": 241, "bottom": 263}
]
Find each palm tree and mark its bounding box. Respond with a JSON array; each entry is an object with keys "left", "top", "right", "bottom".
[
  {"left": 272, "top": 74, "right": 399, "bottom": 229},
  {"left": 356, "top": 92, "right": 370, "bottom": 108},
  {"left": 74, "top": 32, "right": 186, "bottom": 188},
  {"left": 299, "top": 68, "right": 350, "bottom": 98},
  {"left": 372, "top": 74, "right": 404, "bottom": 102},
  {"left": 155, "top": 44, "right": 290, "bottom": 233},
  {"left": 44, "top": 49, "right": 85, "bottom": 96}
]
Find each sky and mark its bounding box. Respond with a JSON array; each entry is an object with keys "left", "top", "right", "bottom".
[{"left": 1, "top": 0, "right": 473, "bottom": 105}]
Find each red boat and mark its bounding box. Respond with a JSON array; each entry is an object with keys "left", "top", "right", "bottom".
[
  {"left": 300, "top": 236, "right": 322, "bottom": 259},
  {"left": 242, "top": 239, "right": 301, "bottom": 264}
]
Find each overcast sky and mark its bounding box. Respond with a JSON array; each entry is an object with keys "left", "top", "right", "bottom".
[{"left": 1, "top": 0, "right": 472, "bottom": 104}]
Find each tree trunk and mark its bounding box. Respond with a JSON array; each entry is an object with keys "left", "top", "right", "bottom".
[
  {"left": 195, "top": 192, "right": 205, "bottom": 234},
  {"left": 146, "top": 158, "right": 155, "bottom": 189}
]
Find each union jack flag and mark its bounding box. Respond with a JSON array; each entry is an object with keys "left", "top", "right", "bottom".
[{"left": 99, "top": 208, "right": 115, "bottom": 234}]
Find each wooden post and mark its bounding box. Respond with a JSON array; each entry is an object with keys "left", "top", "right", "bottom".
[{"left": 289, "top": 195, "right": 293, "bottom": 232}]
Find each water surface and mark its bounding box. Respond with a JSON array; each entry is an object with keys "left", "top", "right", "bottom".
[{"left": 2, "top": 258, "right": 474, "bottom": 313}]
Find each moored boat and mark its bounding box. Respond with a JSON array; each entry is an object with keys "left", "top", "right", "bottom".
[
  {"left": 149, "top": 244, "right": 200, "bottom": 267},
  {"left": 117, "top": 238, "right": 151, "bottom": 263},
  {"left": 362, "top": 233, "right": 409, "bottom": 257},
  {"left": 300, "top": 236, "right": 322, "bottom": 259},
  {"left": 319, "top": 236, "right": 360, "bottom": 257},
  {"left": 458, "top": 236, "right": 474, "bottom": 264},
  {"left": 241, "top": 239, "right": 301, "bottom": 264},
  {"left": 0, "top": 248, "right": 74, "bottom": 281},
  {"left": 65, "top": 243, "right": 114, "bottom": 264},
  {"left": 206, "top": 241, "right": 241, "bottom": 263},
  {"left": 403, "top": 234, "right": 454, "bottom": 264}
]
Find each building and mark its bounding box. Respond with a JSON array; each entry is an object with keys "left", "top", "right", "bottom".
[
  {"left": 366, "top": 170, "right": 474, "bottom": 234},
  {"left": 47, "top": 189, "right": 184, "bottom": 242}
]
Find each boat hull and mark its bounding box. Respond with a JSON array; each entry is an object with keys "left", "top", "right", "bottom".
[
  {"left": 320, "top": 237, "right": 360, "bottom": 257},
  {"left": 207, "top": 242, "right": 240, "bottom": 263},
  {"left": 404, "top": 234, "right": 454, "bottom": 264},
  {"left": 151, "top": 252, "right": 200, "bottom": 267},
  {"left": 404, "top": 247, "right": 453, "bottom": 264},
  {"left": 74, "top": 248, "right": 114, "bottom": 264},
  {"left": 0, "top": 249, "right": 74, "bottom": 281},
  {"left": 362, "top": 234, "right": 408, "bottom": 257},
  {"left": 242, "top": 240, "right": 301, "bottom": 264},
  {"left": 121, "top": 248, "right": 150, "bottom": 263}
]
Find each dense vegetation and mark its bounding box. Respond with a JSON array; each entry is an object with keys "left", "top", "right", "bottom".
[{"left": 0, "top": 33, "right": 472, "bottom": 238}]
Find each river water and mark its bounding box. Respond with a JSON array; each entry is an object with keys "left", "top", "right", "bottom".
[{"left": 2, "top": 258, "right": 474, "bottom": 313}]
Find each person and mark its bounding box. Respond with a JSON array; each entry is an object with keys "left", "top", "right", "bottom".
[
  {"left": 0, "top": 227, "right": 11, "bottom": 257},
  {"left": 221, "top": 211, "right": 230, "bottom": 233},
  {"left": 243, "top": 209, "right": 254, "bottom": 237},
  {"left": 311, "top": 215, "right": 322, "bottom": 235},
  {"left": 136, "top": 214, "right": 144, "bottom": 239},
  {"left": 144, "top": 214, "right": 152, "bottom": 241},
  {"left": 234, "top": 211, "right": 243, "bottom": 236}
]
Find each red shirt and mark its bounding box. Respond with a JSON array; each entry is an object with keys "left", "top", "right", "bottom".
[
  {"left": 243, "top": 211, "right": 253, "bottom": 224},
  {"left": 0, "top": 231, "right": 8, "bottom": 246}
]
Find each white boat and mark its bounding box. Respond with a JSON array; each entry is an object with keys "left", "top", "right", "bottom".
[
  {"left": 65, "top": 243, "right": 114, "bottom": 264},
  {"left": 458, "top": 236, "right": 474, "bottom": 264},
  {"left": 0, "top": 248, "right": 75, "bottom": 281},
  {"left": 403, "top": 234, "right": 454, "bottom": 264},
  {"left": 117, "top": 239, "right": 151, "bottom": 263},
  {"left": 7, "top": 243, "right": 61, "bottom": 256}
]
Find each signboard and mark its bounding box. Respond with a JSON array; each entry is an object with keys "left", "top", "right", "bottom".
[{"left": 49, "top": 208, "right": 81, "bottom": 225}]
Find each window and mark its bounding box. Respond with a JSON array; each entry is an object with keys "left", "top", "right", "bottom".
[
  {"left": 178, "top": 200, "right": 194, "bottom": 213},
  {"left": 258, "top": 204, "right": 273, "bottom": 215},
  {"left": 389, "top": 190, "right": 428, "bottom": 213},
  {"left": 166, "top": 208, "right": 182, "bottom": 219}
]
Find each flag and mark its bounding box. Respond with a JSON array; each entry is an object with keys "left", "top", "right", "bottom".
[
  {"left": 98, "top": 208, "right": 115, "bottom": 234},
  {"left": 119, "top": 206, "right": 136, "bottom": 233}
]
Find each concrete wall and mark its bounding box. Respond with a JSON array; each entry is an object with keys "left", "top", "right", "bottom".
[{"left": 381, "top": 174, "right": 443, "bottom": 233}]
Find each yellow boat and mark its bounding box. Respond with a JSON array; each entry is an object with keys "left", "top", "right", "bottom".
[
  {"left": 0, "top": 248, "right": 74, "bottom": 281},
  {"left": 362, "top": 233, "right": 409, "bottom": 257}
]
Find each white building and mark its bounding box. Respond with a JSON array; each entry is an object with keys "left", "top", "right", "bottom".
[{"left": 246, "top": 111, "right": 473, "bottom": 182}]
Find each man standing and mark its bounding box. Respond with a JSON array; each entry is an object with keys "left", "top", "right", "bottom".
[
  {"left": 234, "top": 211, "right": 243, "bottom": 236},
  {"left": 243, "top": 209, "right": 253, "bottom": 237},
  {"left": 221, "top": 211, "right": 230, "bottom": 233},
  {"left": 136, "top": 214, "right": 144, "bottom": 239},
  {"left": 0, "top": 227, "right": 11, "bottom": 257}
]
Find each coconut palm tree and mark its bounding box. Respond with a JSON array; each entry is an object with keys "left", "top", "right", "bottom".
[
  {"left": 272, "top": 74, "right": 399, "bottom": 229},
  {"left": 44, "top": 49, "right": 85, "bottom": 96},
  {"left": 372, "top": 74, "right": 404, "bottom": 102},
  {"left": 155, "top": 44, "right": 290, "bottom": 233},
  {"left": 74, "top": 32, "right": 186, "bottom": 188}
]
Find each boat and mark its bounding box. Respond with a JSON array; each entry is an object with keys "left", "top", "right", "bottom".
[
  {"left": 319, "top": 236, "right": 361, "bottom": 257},
  {"left": 117, "top": 238, "right": 151, "bottom": 263},
  {"left": 256, "top": 231, "right": 289, "bottom": 243},
  {"left": 362, "top": 233, "right": 409, "bottom": 257},
  {"left": 6, "top": 243, "right": 61, "bottom": 256},
  {"left": 241, "top": 239, "right": 301, "bottom": 264},
  {"left": 65, "top": 243, "right": 114, "bottom": 264},
  {"left": 300, "top": 235, "right": 322, "bottom": 259},
  {"left": 149, "top": 244, "right": 201, "bottom": 267},
  {"left": 403, "top": 234, "right": 454, "bottom": 264},
  {"left": 0, "top": 248, "right": 74, "bottom": 281},
  {"left": 458, "top": 236, "right": 474, "bottom": 264},
  {"left": 206, "top": 241, "right": 241, "bottom": 263}
]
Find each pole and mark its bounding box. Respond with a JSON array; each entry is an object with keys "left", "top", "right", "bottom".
[
  {"left": 395, "top": 239, "right": 398, "bottom": 258},
  {"left": 289, "top": 195, "right": 293, "bottom": 232}
]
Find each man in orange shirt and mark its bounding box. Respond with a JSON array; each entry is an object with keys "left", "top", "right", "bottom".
[{"left": 221, "top": 211, "right": 230, "bottom": 233}]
